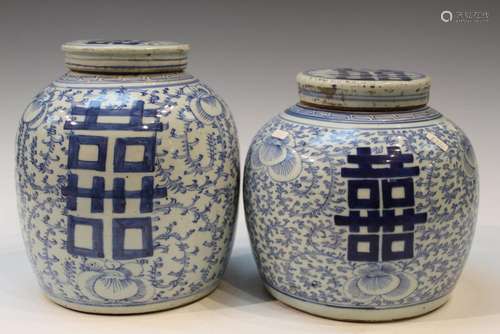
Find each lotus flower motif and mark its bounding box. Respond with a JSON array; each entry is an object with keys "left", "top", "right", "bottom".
[
  {"left": 188, "top": 86, "right": 225, "bottom": 124},
  {"left": 250, "top": 130, "right": 302, "bottom": 182},
  {"left": 22, "top": 88, "right": 54, "bottom": 129},
  {"left": 461, "top": 137, "right": 477, "bottom": 177},
  {"left": 78, "top": 261, "right": 151, "bottom": 302},
  {"left": 345, "top": 263, "right": 417, "bottom": 302}
]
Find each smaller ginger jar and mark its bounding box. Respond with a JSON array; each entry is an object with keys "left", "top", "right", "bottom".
[{"left": 244, "top": 68, "right": 478, "bottom": 321}]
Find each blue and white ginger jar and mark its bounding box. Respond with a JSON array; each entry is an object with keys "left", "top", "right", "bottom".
[
  {"left": 16, "top": 40, "right": 240, "bottom": 314},
  {"left": 243, "top": 68, "right": 478, "bottom": 321}
]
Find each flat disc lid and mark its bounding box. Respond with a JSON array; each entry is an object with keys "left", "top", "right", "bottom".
[
  {"left": 62, "top": 40, "right": 190, "bottom": 73},
  {"left": 297, "top": 68, "right": 431, "bottom": 110}
]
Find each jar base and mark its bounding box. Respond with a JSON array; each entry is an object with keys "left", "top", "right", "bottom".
[
  {"left": 265, "top": 284, "right": 450, "bottom": 322},
  {"left": 45, "top": 282, "right": 219, "bottom": 314}
]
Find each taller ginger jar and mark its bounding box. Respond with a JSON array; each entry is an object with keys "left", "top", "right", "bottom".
[
  {"left": 16, "top": 40, "right": 240, "bottom": 314},
  {"left": 244, "top": 68, "right": 478, "bottom": 321}
]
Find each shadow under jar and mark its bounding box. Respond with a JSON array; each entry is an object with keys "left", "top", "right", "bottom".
[
  {"left": 243, "top": 68, "right": 478, "bottom": 321},
  {"left": 16, "top": 40, "right": 240, "bottom": 314}
]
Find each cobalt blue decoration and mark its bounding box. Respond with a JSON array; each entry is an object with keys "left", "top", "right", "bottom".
[
  {"left": 113, "top": 137, "right": 157, "bottom": 172},
  {"left": 63, "top": 175, "right": 167, "bottom": 214},
  {"left": 347, "top": 179, "right": 380, "bottom": 209},
  {"left": 244, "top": 68, "right": 479, "bottom": 321},
  {"left": 16, "top": 40, "right": 239, "bottom": 314},
  {"left": 112, "top": 217, "right": 154, "bottom": 260},
  {"left": 67, "top": 135, "right": 108, "bottom": 171},
  {"left": 86, "top": 40, "right": 146, "bottom": 45},
  {"left": 67, "top": 216, "right": 104, "bottom": 258},
  {"left": 334, "top": 146, "right": 427, "bottom": 264},
  {"left": 64, "top": 101, "right": 164, "bottom": 132}
]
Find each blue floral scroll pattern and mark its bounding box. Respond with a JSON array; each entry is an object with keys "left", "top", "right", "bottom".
[
  {"left": 244, "top": 112, "right": 478, "bottom": 309},
  {"left": 16, "top": 75, "right": 239, "bottom": 307}
]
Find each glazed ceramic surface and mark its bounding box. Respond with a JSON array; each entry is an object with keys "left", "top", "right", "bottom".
[
  {"left": 16, "top": 40, "right": 240, "bottom": 314},
  {"left": 244, "top": 68, "right": 478, "bottom": 321}
]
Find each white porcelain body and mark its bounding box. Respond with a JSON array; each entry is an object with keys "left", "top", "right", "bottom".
[
  {"left": 16, "top": 71, "right": 240, "bottom": 314},
  {"left": 244, "top": 104, "right": 478, "bottom": 321}
]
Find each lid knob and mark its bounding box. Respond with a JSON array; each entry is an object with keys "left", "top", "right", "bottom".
[
  {"left": 297, "top": 68, "right": 431, "bottom": 110},
  {"left": 62, "top": 40, "right": 190, "bottom": 74}
]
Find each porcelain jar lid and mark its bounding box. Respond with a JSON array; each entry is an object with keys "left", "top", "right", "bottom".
[
  {"left": 62, "top": 40, "right": 190, "bottom": 74},
  {"left": 297, "top": 68, "right": 431, "bottom": 110}
]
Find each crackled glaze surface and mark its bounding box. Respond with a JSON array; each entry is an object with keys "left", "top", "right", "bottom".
[
  {"left": 244, "top": 103, "right": 478, "bottom": 320},
  {"left": 16, "top": 71, "right": 239, "bottom": 313}
]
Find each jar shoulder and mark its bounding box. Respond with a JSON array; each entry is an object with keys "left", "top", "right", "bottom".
[
  {"left": 18, "top": 71, "right": 236, "bottom": 134},
  {"left": 250, "top": 105, "right": 473, "bottom": 150},
  {"left": 247, "top": 106, "right": 477, "bottom": 177}
]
